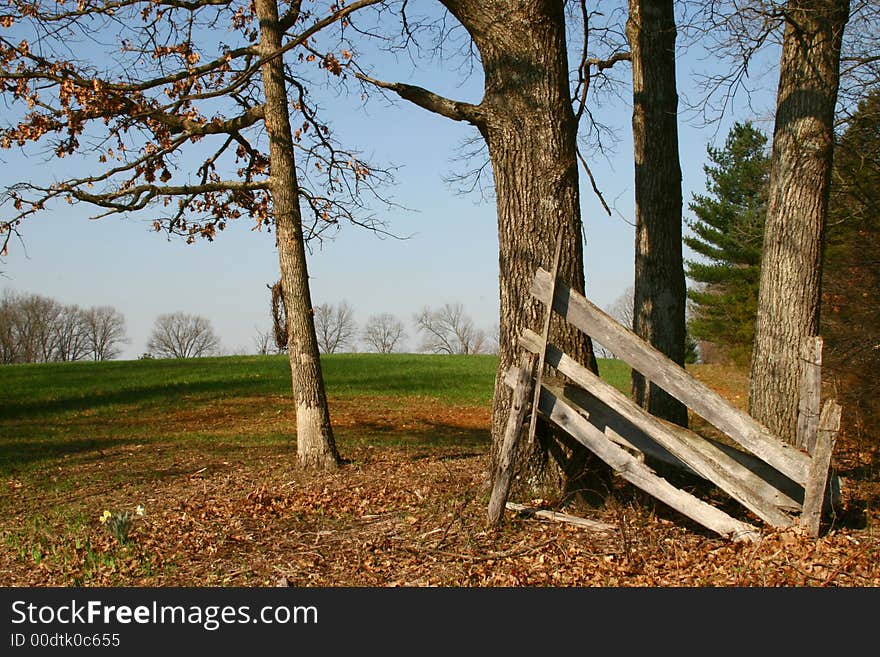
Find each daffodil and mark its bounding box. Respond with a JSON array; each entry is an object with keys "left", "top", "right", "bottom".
[
  {"left": 136, "top": 505, "right": 145, "bottom": 517},
  {"left": 99, "top": 510, "right": 112, "bottom": 524}
]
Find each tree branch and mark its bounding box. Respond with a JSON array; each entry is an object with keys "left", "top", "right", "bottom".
[
  {"left": 70, "top": 180, "right": 267, "bottom": 210},
  {"left": 576, "top": 147, "right": 611, "bottom": 217},
  {"left": 355, "top": 72, "right": 485, "bottom": 126}
]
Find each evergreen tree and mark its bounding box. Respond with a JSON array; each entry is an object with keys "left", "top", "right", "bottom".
[{"left": 685, "top": 122, "right": 770, "bottom": 365}]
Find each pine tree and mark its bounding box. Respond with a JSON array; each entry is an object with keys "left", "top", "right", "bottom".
[{"left": 685, "top": 121, "right": 770, "bottom": 365}]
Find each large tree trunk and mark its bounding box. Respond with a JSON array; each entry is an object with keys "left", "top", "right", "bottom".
[
  {"left": 256, "top": 0, "right": 340, "bottom": 469},
  {"left": 626, "top": 0, "right": 689, "bottom": 428},
  {"left": 443, "top": 0, "right": 599, "bottom": 499},
  {"left": 749, "top": 0, "right": 849, "bottom": 444},
  {"left": 363, "top": 1, "right": 600, "bottom": 498}
]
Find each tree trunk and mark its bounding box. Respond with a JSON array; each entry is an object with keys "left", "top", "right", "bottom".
[
  {"left": 442, "top": 0, "right": 600, "bottom": 499},
  {"left": 626, "top": 0, "right": 689, "bottom": 428},
  {"left": 256, "top": 0, "right": 340, "bottom": 469},
  {"left": 749, "top": 0, "right": 849, "bottom": 444}
]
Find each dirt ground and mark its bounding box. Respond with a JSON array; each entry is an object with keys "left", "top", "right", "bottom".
[{"left": 2, "top": 393, "right": 878, "bottom": 587}]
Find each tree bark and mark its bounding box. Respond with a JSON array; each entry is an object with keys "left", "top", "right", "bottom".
[
  {"left": 256, "top": 0, "right": 340, "bottom": 469},
  {"left": 749, "top": 0, "right": 849, "bottom": 444},
  {"left": 626, "top": 0, "right": 689, "bottom": 428},
  {"left": 360, "top": 1, "right": 601, "bottom": 497},
  {"left": 443, "top": 0, "right": 600, "bottom": 498}
]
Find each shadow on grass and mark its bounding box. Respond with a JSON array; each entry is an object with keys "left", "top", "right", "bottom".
[
  {"left": 0, "top": 436, "right": 148, "bottom": 476},
  {"left": 339, "top": 422, "right": 490, "bottom": 451},
  {"left": 0, "top": 377, "right": 278, "bottom": 421},
  {"left": 1, "top": 421, "right": 490, "bottom": 481}
]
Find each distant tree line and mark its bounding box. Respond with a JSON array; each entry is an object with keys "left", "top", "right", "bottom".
[
  {"left": 0, "top": 290, "right": 129, "bottom": 364},
  {"left": 266, "top": 283, "right": 496, "bottom": 356}
]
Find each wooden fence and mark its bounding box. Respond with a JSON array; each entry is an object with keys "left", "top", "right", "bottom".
[{"left": 488, "top": 266, "right": 841, "bottom": 542}]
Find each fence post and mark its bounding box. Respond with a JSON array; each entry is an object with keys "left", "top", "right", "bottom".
[
  {"left": 488, "top": 354, "right": 536, "bottom": 527},
  {"left": 800, "top": 399, "right": 842, "bottom": 537},
  {"left": 796, "top": 336, "right": 823, "bottom": 453},
  {"left": 525, "top": 230, "right": 564, "bottom": 452}
]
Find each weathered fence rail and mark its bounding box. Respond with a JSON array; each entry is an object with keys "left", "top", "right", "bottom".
[{"left": 489, "top": 266, "right": 842, "bottom": 541}]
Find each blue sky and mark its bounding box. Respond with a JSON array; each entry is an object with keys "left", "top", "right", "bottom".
[{"left": 1, "top": 8, "right": 780, "bottom": 360}]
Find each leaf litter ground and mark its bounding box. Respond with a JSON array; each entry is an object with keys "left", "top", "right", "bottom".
[{"left": 1, "top": 376, "right": 878, "bottom": 587}]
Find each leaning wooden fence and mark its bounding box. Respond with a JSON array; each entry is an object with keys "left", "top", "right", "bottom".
[{"left": 488, "top": 266, "right": 841, "bottom": 543}]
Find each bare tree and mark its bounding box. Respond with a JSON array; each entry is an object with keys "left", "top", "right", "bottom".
[
  {"left": 254, "top": 327, "right": 276, "bottom": 356},
  {"left": 21, "top": 294, "right": 63, "bottom": 363},
  {"left": 54, "top": 305, "right": 90, "bottom": 362},
  {"left": 146, "top": 312, "right": 221, "bottom": 359},
  {"left": 1, "top": 1, "right": 392, "bottom": 469},
  {"left": 356, "top": 1, "right": 607, "bottom": 495},
  {"left": 0, "top": 291, "right": 19, "bottom": 364},
  {"left": 594, "top": 286, "right": 635, "bottom": 358},
  {"left": 675, "top": 0, "right": 859, "bottom": 440},
  {"left": 362, "top": 313, "right": 407, "bottom": 353},
  {"left": 83, "top": 306, "right": 129, "bottom": 361},
  {"left": 607, "top": 286, "right": 635, "bottom": 329},
  {"left": 627, "top": 0, "right": 689, "bottom": 428},
  {"left": 415, "top": 303, "right": 487, "bottom": 355},
  {"left": 313, "top": 302, "right": 357, "bottom": 354},
  {"left": 0, "top": 292, "right": 126, "bottom": 363},
  {"left": 0, "top": 292, "right": 64, "bottom": 363}
]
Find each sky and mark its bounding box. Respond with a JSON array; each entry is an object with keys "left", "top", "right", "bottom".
[{"left": 0, "top": 5, "right": 781, "bottom": 360}]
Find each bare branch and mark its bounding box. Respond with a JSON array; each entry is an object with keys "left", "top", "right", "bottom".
[
  {"left": 355, "top": 72, "right": 485, "bottom": 126},
  {"left": 576, "top": 147, "right": 612, "bottom": 217}
]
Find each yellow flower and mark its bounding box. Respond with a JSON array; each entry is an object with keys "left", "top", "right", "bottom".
[{"left": 99, "top": 510, "right": 112, "bottom": 524}]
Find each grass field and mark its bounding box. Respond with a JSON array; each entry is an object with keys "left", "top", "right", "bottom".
[
  {"left": 1, "top": 353, "right": 876, "bottom": 587},
  {"left": 0, "top": 352, "right": 633, "bottom": 412},
  {"left": 0, "top": 353, "right": 631, "bottom": 477}
]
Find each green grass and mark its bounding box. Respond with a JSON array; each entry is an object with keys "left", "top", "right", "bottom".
[
  {"left": 595, "top": 358, "right": 631, "bottom": 395},
  {"left": 0, "top": 353, "right": 631, "bottom": 476},
  {"left": 0, "top": 352, "right": 629, "bottom": 418},
  {"left": 320, "top": 353, "right": 500, "bottom": 403},
  {"left": 0, "top": 355, "right": 293, "bottom": 420}
]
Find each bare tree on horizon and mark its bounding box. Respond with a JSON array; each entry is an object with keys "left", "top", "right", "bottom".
[
  {"left": 314, "top": 302, "right": 358, "bottom": 354},
  {"left": 147, "top": 312, "right": 221, "bottom": 359},
  {"left": 362, "top": 313, "right": 407, "bottom": 353},
  {"left": 415, "top": 303, "right": 487, "bottom": 355}
]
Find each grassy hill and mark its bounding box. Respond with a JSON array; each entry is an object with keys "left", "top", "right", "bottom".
[
  {"left": 0, "top": 353, "right": 631, "bottom": 477},
  {"left": 1, "top": 352, "right": 633, "bottom": 411}
]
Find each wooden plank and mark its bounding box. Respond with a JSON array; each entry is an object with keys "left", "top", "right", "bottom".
[
  {"left": 796, "top": 336, "right": 823, "bottom": 454},
  {"left": 520, "top": 329, "right": 795, "bottom": 527},
  {"left": 531, "top": 268, "right": 811, "bottom": 485},
  {"left": 505, "top": 502, "right": 615, "bottom": 532},
  {"left": 487, "top": 355, "right": 536, "bottom": 527},
  {"left": 525, "top": 230, "right": 565, "bottom": 454},
  {"left": 537, "top": 386, "right": 759, "bottom": 542},
  {"left": 504, "top": 370, "right": 804, "bottom": 513},
  {"left": 557, "top": 382, "right": 804, "bottom": 513},
  {"left": 800, "top": 399, "right": 841, "bottom": 537}
]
